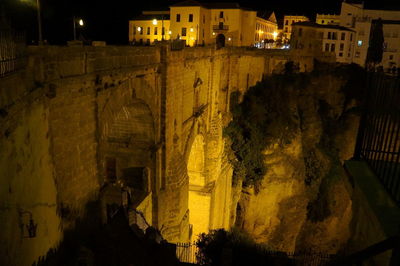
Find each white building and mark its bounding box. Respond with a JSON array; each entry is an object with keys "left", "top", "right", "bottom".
[{"left": 340, "top": 1, "right": 400, "bottom": 69}]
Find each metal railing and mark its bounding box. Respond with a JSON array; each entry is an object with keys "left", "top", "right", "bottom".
[
  {"left": 354, "top": 72, "right": 400, "bottom": 205},
  {"left": 0, "top": 23, "right": 26, "bottom": 77},
  {"left": 176, "top": 242, "right": 202, "bottom": 264}
]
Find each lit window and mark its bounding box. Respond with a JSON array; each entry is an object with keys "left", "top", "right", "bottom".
[{"left": 357, "top": 40, "right": 363, "bottom": 46}]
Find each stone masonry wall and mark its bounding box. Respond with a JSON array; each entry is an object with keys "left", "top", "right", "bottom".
[{"left": 0, "top": 44, "right": 330, "bottom": 264}]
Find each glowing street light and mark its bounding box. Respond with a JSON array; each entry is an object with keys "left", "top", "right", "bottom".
[
  {"left": 152, "top": 19, "right": 158, "bottom": 25},
  {"left": 273, "top": 31, "right": 278, "bottom": 39},
  {"left": 73, "top": 17, "right": 85, "bottom": 41},
  {"left": 190, "top": 27, "right": 194, "bottom": 32},
  {"left": 137, "top": 26, "right": 142, "bottom": 32}
]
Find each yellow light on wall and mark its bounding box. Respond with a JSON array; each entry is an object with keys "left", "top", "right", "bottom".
[
  {"left": 212, "top": 32, "right": 216, "bottom": 36},
  {"left": 152, "top": 19, "right": 158, "bottom": 25},
  {"left": 168, "top": 30, "right": 172, "bottom": 34},
  {"left": 137, "top": 27, "right": 142, "bottom": 32},
  {"left": 228, "top": 37, "right": 232, "bottom": 41},
  {"left": 190, "top": 27, "right": 194, "bottom": 32}
]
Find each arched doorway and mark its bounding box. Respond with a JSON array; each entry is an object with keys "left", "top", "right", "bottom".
[
  {"left": 216, "top": 34, "right": 225, "bottom": 49},
  {"left": 102, "top": 99, "right": 155, "bottom": 225},
  {"left": 187, "top": 135, "right": 210, "bottom": 240}
]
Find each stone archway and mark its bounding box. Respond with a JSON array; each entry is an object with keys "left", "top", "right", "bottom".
[
  {"left": 216, "top": 34, "right": 225, "bottom": 49},
  {"left": 101, "top": 98, "right": 155, "bottom": 225},
  {"left": 187, "top": 134, "right": 211, "bottom": 240}
]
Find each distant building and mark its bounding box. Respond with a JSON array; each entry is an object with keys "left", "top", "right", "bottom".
[
  {"left": 282, "top": 15, "right": 310, "bottom": 42},
  {"left": 255, "top": 11, "right": 279, "bottom": 48},
  {"left": 291, "top": 21, "right": 355, "bottom": 64},
  {"left": 340, "top": 1, "right": 400, "bottom": 69},
  {"left": 316, "top": 14, "right": 341, "bottom": 25},
  {"left": 129, "top": 0, "right": 278, "bottom": 47},
  {"left": 129, "top": 11, "right": 171, "bottom": 45}
]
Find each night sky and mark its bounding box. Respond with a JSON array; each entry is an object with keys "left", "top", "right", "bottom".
[{"left": 2, "top": 0, "right": 400, "bottom": 44}]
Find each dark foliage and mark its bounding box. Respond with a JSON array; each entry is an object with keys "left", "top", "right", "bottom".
[
  {"left": 32, "top": 201, "right": 178, "bottom": 266},
  {"left": 366, "top": 18, "right": 384, "bottom": 68},
  {"left": 224, "top": 62, "right": 366, "bottom": 193},
  {"left": 196, "top": 229, "right": 293, "bottom": 266}
]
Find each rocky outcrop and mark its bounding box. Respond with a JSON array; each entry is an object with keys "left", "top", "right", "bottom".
[{"left": 230, "top": 64, "right": 364, "bottom": 254}]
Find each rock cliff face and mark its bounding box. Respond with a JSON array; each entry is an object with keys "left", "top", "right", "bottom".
[{"left": 227, "top": 64, "right": 365, "bottom": 253}]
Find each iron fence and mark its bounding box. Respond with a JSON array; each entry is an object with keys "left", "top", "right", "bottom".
[
  {"left": 0, "top": 23, "right": 26, "bottom": 77},
  {"left": 176, "top": 242, "right": 333, "bottom": 265},
  {"left": 176, "top": 242, "right": 202, "bottom": 264},
  {"left": 355, "top": 72, "right": 400, "bottom": 204}
]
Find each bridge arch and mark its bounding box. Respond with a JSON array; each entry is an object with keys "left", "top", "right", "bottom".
[{"left": 187, "top": 134, "right": 211, "bottom": 240}]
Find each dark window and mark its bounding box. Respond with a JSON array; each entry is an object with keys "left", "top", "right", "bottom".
[
  {"left": 154, "top": 27, "right": 158, "bottom": 35},
  {"left": 106, "top": 157, "right": 116, "bottom": 182},
  {"left": 140, "top": 28, "right": 143, "bottom": 35},
  {"left": 219, "top": 22, "right": 224, "bottom": 29},
  {"left": 325, "top": 43, "right": 329, "bottom": 51},
  {"left": 332, "top": 32, "right": 337, "bottom": 40},
  {"left": 322, "top": 20, "right": 325, "bottom": 24},
  {"left": 203, "top": 15, "right": 205, "bottom": 23},
  {"left": 182, "top": 27, "right": 187, "bottom": 36},
  {"left": 340, "top": 43, "right": 344, "bottom": 51},
  {"left": 203, "top": 29, "right": 204, "bottom": 37},
  {"left": 220, "top": 11, "right": 224, "bottom": 18},
  {"left": 389, "top": 55, "right": 394, "bottom": 60},
  {"left": 147, "top": 27, "right": 150, "bottom": 35},
  {"left": 146, "top": 39, "right": 150, "bottom": 45},
  {"left": 189, "top": 14, "right": 193, "bottom": 22},
  {"left": 341, "top": 32, "right": 346, "bottom": 40},
  {"left": 350, "top": 33, "right": 353, "bottom": 41},
  {"left": 285, "top": 20, "right": 288, "bottom": 25},
  {"left": 339, "top": 52, "right": 343, "bottom": 57},
  {"left": 162, "top": 27, "right": 165, "bottom": 35},
  {"left": 133, "top": 27, "right": 136, "bottom": 35},
  {"left": 331, "top": 43, "right": 335, "bottom": 52},
  {"left": 176, "top": 14, "right": 180, "bottom": 22},
  {"left": 298, "top": 28, "right": 303, "bottom": 37},
  {"left": 328, "top": 32, "right": 331, "bottom": 39}
]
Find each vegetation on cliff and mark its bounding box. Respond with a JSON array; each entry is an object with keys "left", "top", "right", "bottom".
[{"left": 224, "top": 62, "right": 366, "bottom": 192}]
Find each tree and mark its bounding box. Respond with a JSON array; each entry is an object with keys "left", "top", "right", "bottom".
[{"left": 366, "top": 18, "right": 384, "bottom": 70}]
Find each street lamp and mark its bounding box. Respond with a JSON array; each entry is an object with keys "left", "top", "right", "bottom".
[{"left": 73, "top": 17, "right": 84, "bottom": 41}]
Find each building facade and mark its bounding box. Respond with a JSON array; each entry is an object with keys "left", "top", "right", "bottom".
[
  {"left": 316, "top": 14, "right": 341, "bottom": 25},
  {"left": 282, "top": 15, "right": 310, "bottom": 42},
  {"left": 291, "top": 22, "right": 355, "bottom": 64},
  {"left": 129, "top": 11, "right": 171, "bottom": 45},
  {"left": 129, "top": 0, "right": 277, "bottom": 47},
  {"left": 255, "top": 12, "right": 278, "bottom": 48},
  {"left": 340, "top": 1, "right": 400, "bottom": 69}
]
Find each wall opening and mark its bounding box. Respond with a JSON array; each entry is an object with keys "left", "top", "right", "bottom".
[{"left": 216, "top": 34, "right": 225, "bottom": 49}]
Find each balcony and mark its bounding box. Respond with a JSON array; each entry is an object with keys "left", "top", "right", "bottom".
[{"left": 213, "top": 24, "right": 229, "bottom": 31}]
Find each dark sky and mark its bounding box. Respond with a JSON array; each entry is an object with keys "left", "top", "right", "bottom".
[{"left": 2, "top": 0, "right": 400, "bottom": 44}]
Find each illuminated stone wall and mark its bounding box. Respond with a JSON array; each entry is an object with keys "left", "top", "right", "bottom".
[{"left": 0, "top": 44, "right": 332, "bottom": 264}]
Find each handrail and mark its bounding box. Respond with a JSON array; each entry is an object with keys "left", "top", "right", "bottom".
[{"left": 329, "top": 235, "right": 400, "bottom": 266}]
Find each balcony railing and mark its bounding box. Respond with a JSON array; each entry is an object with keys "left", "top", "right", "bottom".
[
  {"left": 354, "top": 72, "right": 400, "bottom": 205},
  {"left": 212, "top": 25, "right": 229, "bottom": 31}
]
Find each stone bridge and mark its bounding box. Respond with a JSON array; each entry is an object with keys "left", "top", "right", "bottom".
[{"left": 0, "top": 44, "right": 331, "bottom": 266}]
